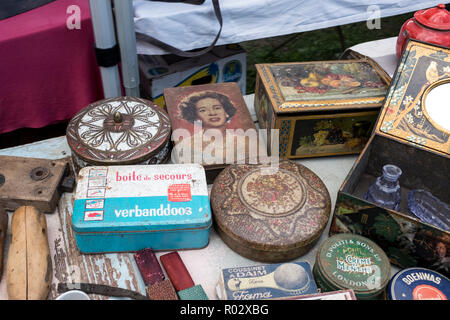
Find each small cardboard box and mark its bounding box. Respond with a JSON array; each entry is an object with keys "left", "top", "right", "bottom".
[
  {"left": 329, "top": 40, "right": 450, "bottom": 277},
  {"left": 72, "top": 164, "right": 211, "bottom": 254},
  {"left": 139, "top": 44, "right": 246, "bottom": 108},
  {"left": 254, "top": 59, "right": 391, "bottom": 159}
]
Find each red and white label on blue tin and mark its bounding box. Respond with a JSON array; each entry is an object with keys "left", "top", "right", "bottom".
[
  {"left": 72, "top": 164, "right": 211, "bottom": 233},
  {"left": 388, "top": 267, "right": 449, "bottom": 300}
]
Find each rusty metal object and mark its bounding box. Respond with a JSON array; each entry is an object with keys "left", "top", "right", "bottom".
[
  {"left": 0, "top": 156, "right": 70, "bottom": 213},
  {"left": 57, "top": 283, "right": 148, "bottom": 300}
]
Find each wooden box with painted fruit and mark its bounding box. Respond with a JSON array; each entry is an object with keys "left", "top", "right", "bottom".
[
  {"left": 254, "top": 58, "right": 390, "bottom": 159},
  {"left": 329, "top": 40, "right": 450, "bottom": 278}
]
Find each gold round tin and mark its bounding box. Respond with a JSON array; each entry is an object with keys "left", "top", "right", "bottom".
[
  {"left": 313, "top": 233, "right": 391, "bottom": 300},
  {"left": 66, "top": 96, "right": 171, "bottom": 172},
  {"left": 210, "top": 160, "right": 331, "bottom": 263}
]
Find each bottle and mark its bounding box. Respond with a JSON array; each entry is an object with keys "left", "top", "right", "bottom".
[{"left": 364, "top": 164, "right": 402, "bottom": 211}]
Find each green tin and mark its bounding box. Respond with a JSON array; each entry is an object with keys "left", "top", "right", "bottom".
[{"left": 313, "top": 233, "right": 390, "bottom": 300}]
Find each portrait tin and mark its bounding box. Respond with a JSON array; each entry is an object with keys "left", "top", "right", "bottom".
[
  {"left": 313, "top": 233, "right": 391, "bottom": 300},
  {"left": 210, "top": 160, "right": 331, "bottom": 262},
  {"left": 66, "top": 96, "right": 171, "bottom": 173},
  {"left": 329, "top": 40, "right": 450, "bottom": 277},
  {"left": 387, "top": 267, "right": 450, "bottom": 300},
  {"left": 71, "top": 164, "right": 211, "bottom": 253},
  {"left": 164, "top": 82, "right": 258, "bottom": 183},
  {"left": 254, "top": 58, "right": 390, "bottom": 159}
]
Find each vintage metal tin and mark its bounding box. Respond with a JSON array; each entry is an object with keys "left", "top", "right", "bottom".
[
  {"left": 313, "top": 233, "right": 391, "bottom": 300},
  {"left": 387, "top": 267, "right": 450, "bottom": 300},
  {"left": 330, "top": 40, "right": 450, "bottom": 277},
  {"left": 211, "top": 160, "right": 331, "bottom": 262},
  {"left": 71, "top": 164, "right": 211, "bottom": 253},
  {"left": 66, "top": 96, "right": 171, "bottom": 173},
  {"left": 163, "top": 82, "right": 259, "bottom": 183},
  {"left": 254, "top": 59, "right": 391, "bottom": 159}
]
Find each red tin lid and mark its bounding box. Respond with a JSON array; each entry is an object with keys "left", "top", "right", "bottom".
[{"left": 415, "top": 4, "right": 450, "bottom": 31}]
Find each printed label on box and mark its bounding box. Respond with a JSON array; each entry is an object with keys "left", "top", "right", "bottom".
[
  {"left": 84, "top": 210, "right": 104, "bottom": 221},
  {"left": 89, "top": 169, "right": 107, "bottom": 178},
  {"left": 85, "top": 199, "right": 105, "bottom": 209},
  {"left": 87, "top": 188, "right": 106, "bottom": 198},
  {"left": 168, "top": 184, "right": 192, "bottom": 202},
  {"left": 88, "top": 178, "right": 107, "bottom": 188}
]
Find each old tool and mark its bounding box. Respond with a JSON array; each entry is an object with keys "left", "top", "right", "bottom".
[
  {"left": 0, "top": 207, "right": 7, "bottom": 282},
  {"left": 57, "top": 283, "right": 149, "bottom": 300},
  {"left": 0, "top": 155, "right": 75, "bottom": 213},
  {"left": 6, "top": 206, "right": 52, "bottom": 300}
]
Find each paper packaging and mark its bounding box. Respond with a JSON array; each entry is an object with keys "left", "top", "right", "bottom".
[
  {"left": 139, "top": 44, "right": 246, "bottom": 109},
  {"left": 216, "top": 262, "right": 318, "bottom": 300},
  {"left": 71, "top": 164, "right": 211, "bottom": 254}
]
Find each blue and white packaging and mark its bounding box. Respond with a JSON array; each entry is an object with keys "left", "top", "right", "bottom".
[
  {"left": 388, "top": 267, "right": 450, "bottom": 300},
  {"left": 72, "top": 164, "right": 211, "bottom": 253},
  {"left": 216, "top": 262, "right": 318, "bottom": 300}
]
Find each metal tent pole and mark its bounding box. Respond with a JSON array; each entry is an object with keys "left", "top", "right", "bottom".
[
  {"left": 113, "top": 0, "right": 140, "bottom": 97},
  {"left": 89, "top": 0, "right": 121, "bottom": 98}
]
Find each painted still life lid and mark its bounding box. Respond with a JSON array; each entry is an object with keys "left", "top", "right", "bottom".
[
  {"left": 210, "top": 160, "right": 331, "bottom": 262},
  {"left": 387, "top": 267, "right": 450, "bottom": 300},
  {"left": 66, "top": 96, "right": 171, "bottom": 165},
  {"left": 314, "top": 233, "right": 391, "bottom": 299},
  {"left": 255, "top": 59, "right": 390, "bottom": 113},
  {"left": 376, "top": 40, "right": 450, "bottom": 155}
]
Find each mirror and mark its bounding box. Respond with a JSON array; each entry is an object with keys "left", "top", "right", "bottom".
[{"left": 422, "top": 80, "right": 450, "bottom": 134}]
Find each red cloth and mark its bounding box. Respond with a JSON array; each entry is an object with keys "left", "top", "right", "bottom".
[{"left": 0, "top": 0, "right": 104, "bottom": 134}]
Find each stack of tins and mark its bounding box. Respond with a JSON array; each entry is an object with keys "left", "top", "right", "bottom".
[
  {"left": 211, "top": 160, "right": 331, "bottom": 262},
  {"left": 66, "top": 96, "right": 171, "bottom": 173},
  {"left": 313, "top": 233, "right": 391, "bottom": 299}
]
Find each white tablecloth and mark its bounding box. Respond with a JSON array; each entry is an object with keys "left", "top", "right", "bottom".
[{"left": 134, "top": 0, "right": 442, "bottom": 55}]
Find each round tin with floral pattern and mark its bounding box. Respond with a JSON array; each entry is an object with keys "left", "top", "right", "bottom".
[
  {"left": 210, "top": 160, "right": 331, "bottom": 262},
  {"left": 387, "top": 267, "right": 449, "bottom": 300},
  {"left": 313, "top": 233, "right": 391, "bottom": 300},
  {"left": 66, "top": 96, "right": 171, "bottom": 172}
]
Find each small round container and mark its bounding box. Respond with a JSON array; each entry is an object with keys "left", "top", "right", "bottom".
[
  {"left": 387, "top": 267, "right": 450, "bottom": 300},
  {"left": 56, "top": 290, "right": 90, "bottom": 300},
  {"left": 210, "top": 160, "right": 331, "bottom": 263},
  {"left": 313, "top": 233, "right": 391, "bottom": 300},
  {"left": 66, "top": 96, "right": 171, "bottom": 172}
]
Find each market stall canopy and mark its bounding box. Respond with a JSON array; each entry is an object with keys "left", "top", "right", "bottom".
[{"left": 134, "top": 0, "right": 444, "bottom": 55}]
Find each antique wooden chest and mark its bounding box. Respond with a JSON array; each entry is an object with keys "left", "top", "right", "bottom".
[
  {"left": 66, "top": 96, "right": 171, "bottom": 173},
  {"left": 329, "top": 40, "right": 450, "bottom": 277},
  {"left": 72, "top": 164, "right": 211, "bottom": 253},
  {"left": 210, "top": 160, "right": 331, "bottom": 262},
  {"left": 164, "top": 82, "right": 258, "bottom": 183},
  {"left": 254, "top": 59, "right": 391, "bottom": 159}
]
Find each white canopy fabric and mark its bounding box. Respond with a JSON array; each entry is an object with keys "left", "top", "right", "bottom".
[{"left": 133, "top": 0, "right": 443, "bottom": 55}]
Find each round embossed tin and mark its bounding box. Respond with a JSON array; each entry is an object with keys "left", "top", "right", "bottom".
[
  {"left": 387, "top": 267, "right": 450, "bottom": 300},
  {"left": 210, "top": 160, "right": 331, "bottom": 263},
  {"left": 313, "top": 233, "right": 391, "bottom": 300},
  {"left": 66, "top": 96, "right": 171, "bottom": 172}
]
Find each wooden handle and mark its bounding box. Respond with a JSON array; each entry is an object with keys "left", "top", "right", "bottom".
[
  {"left": 0, "top": 207, "right": 7, "bottom": 282},
  {"left": 6, "top": 206, "right": 52, "bottom": 300}
]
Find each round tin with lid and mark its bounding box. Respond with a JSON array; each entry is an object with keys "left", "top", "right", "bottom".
[
  {"left": 66, "top": 96, "right": 171, "bottom": 172},
  {"left": 210, "top": 160, "right": 331, "bottom": 263},
  {"left": 313, "top": 233, "right": 391, "bottom": 300},
  {"left": 387, "top": 267, "right": 449, "bottom": 300}
]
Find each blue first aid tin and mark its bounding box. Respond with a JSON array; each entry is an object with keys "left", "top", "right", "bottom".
[
  {"left": 72, "top": 164, "right": 211, "bottom": 253},
  {"left": 387, "top": 267, "right": 450, "bottom": 300}
]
